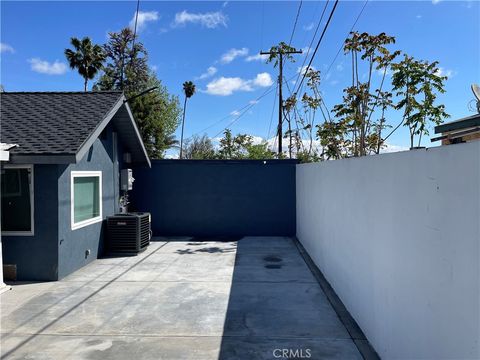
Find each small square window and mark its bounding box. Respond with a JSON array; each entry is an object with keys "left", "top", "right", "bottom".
[{"left": 71, "top": 171, "right": 102, "bottom": 230}]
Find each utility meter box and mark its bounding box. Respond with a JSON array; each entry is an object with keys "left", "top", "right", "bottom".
[{"left": 121, "top": 169, "right": 134, "bottom": 191}]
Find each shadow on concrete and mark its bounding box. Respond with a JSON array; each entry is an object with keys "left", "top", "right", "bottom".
[
  {"left": 216, "top": 237, "right": 364, "bottom": 360},
  {"left": 1, "top": 242, "right": 169, "bottom": 359}
]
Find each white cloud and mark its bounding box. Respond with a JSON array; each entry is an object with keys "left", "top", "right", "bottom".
[
  {"left": 230, "top": 110, "right": 241, "bottom": 116},
  {"left": 205, "top": 72, "right": 273, "bottom": 96},
  {"left": 252, "top": 72, "right": 273, "bottom": 87},
  {"left": 245, "top": 53, "right": 269, "bottom": 62},
  {"left": 222, "top": 1, "right": 229, "bottom": 8},
  {"left": 301, "top": 46, "right": 311, "bottom": 55},
  {"left": 303, "top": 22, "right": 315, "bottom": 31},
  {"left": 151, "top": 65, "right": 158, "bottom": 72},
  {"left": 376, "top": 67, "right": 391, "bottom": 77},
  {"left": 432, "top": 0, "right": 441, "bottom": 4},
  {"left": 249, "top": 99, "right": 259, "bottom": 105},
  {"left": 435, "top": 67, "right": 455, "bottom": 78},
  {"left": 28, "top": 58, "right": 67, "bottom": 75},
  {"left": 262, "top": 136, "right": 322, "bottom": 154},
  {"left": 205, "top": 77, "right": 252, "bottom": 96},
  {"left": 416, "top": 14, "right": 422, "bottom": 19},
  {"left": 0, "top": 42, "right": 14, "bottom": 53},
  {"left": 196, "top": 66, "right": 218, "bottom": 80},
  {"left": 297, "top": 65, "right": 317, "bottom": 76},
  {"left": 129, "top": 10, "right": 159, "bottom": 32},
  {"left": 174, "top": 10, "right": 228, "bottom": 28},
  {"left": 336, "top": 63, "right": 344, "bottom": 72},
  {"left": 220, "top": 47, "right": 249, "bottom": 64},
  {"left": 380, "top": 143, "right": 409, "bottom": 154}
]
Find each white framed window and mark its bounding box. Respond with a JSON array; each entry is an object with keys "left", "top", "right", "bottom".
[
  {"left": 1, "top": 164, "right": 35, "bottom": 236},
  {"left": 71, "top": 171, "right": 102, "bottom": 230}
]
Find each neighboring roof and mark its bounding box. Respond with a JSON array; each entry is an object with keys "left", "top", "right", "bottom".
[
  {"left": 434, "top": 113, "right": 480, "bottom": 134},
  {"left": 0, "top": 143, "right": 18, "bottom": 151},
  {"left": 0, "top": 92, "right": 150, "bottom": 166},
  {"left": 0, "top": 143, "right": 17, "bottom": 161}
]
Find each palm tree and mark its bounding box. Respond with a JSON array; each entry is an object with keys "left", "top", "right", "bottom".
[
  {"left": 164, "top": 134, "right": 179, "bottom": 149},
  {"left": 179, "top": 81, "right": 196, "bottom": 159},
  {"left": 65, "top": 37, "right": 106, "bottom": 92}
]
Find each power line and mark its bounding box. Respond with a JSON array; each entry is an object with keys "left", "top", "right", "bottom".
[
  {"left": 287, "top": 0, "right": 369, "bottom": 155},
  {"left": 289, "top": 1, "right": 303, "bottom": 46},
  {"left": 294, "top": 0, "right": 339, "bottom": 95},
  {"left": 323, "top": 0, "right": 368, "bottom": 82},
  {"left": 291, "top": 0, "right": 330, "bottom": 96},
  {"left": 188, "top": 83, "right": 278, "bottom": 140},
  {"left": 211, "top": 102, "right": 257, "bottom": 139},
  {"left": 205, "top": 73, "right": 300, "bottom": 141},
  {"left": 131, "top": 0, "right": 141, "bottom": 52}
]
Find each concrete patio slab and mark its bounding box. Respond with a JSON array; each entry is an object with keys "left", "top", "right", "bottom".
[{"left": 1, "top": 237, "right": 362, "bottom": 359}]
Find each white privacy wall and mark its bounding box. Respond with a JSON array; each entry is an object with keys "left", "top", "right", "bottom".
[{"left": 296, "top": 141, "right": 480, "bottom": 360}]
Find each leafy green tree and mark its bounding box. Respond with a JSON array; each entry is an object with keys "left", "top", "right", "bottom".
[
  {"left": 331, "top": 32, "right": 400, "bottom": 157},
  {"left": 217, "top": 130, "right": 275, "bottom": 160},
  {"left": 265, "top": 42, "right": 299, "bottom": 66},
  {"left": 245, "top": 143, "right": 276, "bottom": 160},
  {"left": 217, "top": 129, "right": 249, "bottom": 159},
  {"left": 127, "top": 75, "right": 182, "bottom": 157},
  {"left": 95, "top": 28, "right": 148, "bottom": 92},
  {"left": 180, "top": 81, "right": 196, "bottom": 159},
  {"left": 182, "top": 134, "right": 216, "bottom": 159},
  {"left": 94, "top": 28, "right": 181, "bottom": 158},
  {"left": 391, "top": 55, "right": 449, "bottom": 148},
  {"left": 65, "top": 37, "right": 106, "bottom": 91}
]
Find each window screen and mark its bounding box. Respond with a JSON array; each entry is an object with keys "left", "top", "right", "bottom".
[
  {"left": 1, "top": 167, "right": 33, "bottom": 233},
  {"left": 73, "top": 176, "right": 100, "bottom": 224}
]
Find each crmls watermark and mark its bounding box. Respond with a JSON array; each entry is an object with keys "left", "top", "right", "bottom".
[{"left": 273, "top": 348, "right": 312, "bottom": 359}]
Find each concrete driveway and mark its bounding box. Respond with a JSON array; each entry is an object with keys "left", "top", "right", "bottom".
[{"left": 0, "top": 237, "right": 362, "bottom": 359}]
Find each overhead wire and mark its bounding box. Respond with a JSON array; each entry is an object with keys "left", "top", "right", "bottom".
[
  {"left": 292, "top": 0, "right": 330, "bottom": 97},
  {"left": 131, "top": 0, "right": 141, "bottom": 55},
  {"left": 289, "top": 1, "right": 303, "bottom": 46},
  {"left": 293, "top": 0, "right": 340, "bottom": 96},
  {"left": 207, "top": 73, "right": 301, "bottom": 140},
  {"left": 322, "top": 0, "right": 369, "bottom": 84}
]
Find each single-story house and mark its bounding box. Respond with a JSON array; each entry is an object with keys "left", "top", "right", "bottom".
[
  {"left": 432, "top": 113, "right": 480, "bottom": 145},
  {"left": 0, "top": 91, "right": 150, "bottom": 281},
  {"left": 0, "top": 142, "right": 17, "bottom": 293}
]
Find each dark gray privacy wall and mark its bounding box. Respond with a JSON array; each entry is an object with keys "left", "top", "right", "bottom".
[{"left": 131, "top": 160, "right": 297, "bottom": 237}]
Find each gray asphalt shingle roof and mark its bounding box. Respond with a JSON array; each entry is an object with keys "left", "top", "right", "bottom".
[{"left": 0, "top": 91, "right": 123, "bottom": 155}]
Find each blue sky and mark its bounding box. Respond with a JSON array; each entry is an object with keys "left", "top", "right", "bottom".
[{"left": 1, "top": 0, "right": 479, "bottom": 151}]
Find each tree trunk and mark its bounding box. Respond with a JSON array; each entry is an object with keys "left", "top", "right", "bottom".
[
  {"left": 84, "top": 78, "right": 88, "bottom": 92},
  {"left": 179, "top": 96, "right": 188, "bottom": 159}
]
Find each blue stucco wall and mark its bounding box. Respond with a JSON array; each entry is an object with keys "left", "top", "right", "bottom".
[
  {"left": 2, "top": 124, "right": 130, "bottom": 281},
  {"left": 2, "top": 165, "right": 59, "bottom": 281},
  {"left": 57, "top": 125, "right": 121, "bottom": 279},
  {"left": 131, "top": 160, "right": 297, "bottom": 237}
]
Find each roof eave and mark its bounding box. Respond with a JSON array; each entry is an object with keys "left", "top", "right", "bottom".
[
  {"left": 8, "top": 154, "right": 76, "bottom": 164},
  {"left": 434, "top": 114, "right": 480, "bottom": 134},
  {"left": 122, "top": 98, "right": 152, "bottom": 168},
  {"left": 74, "top": 94, "right": 151, "bottom": 168},
  {"left": 75, "top": 94, "right": 125, "bottom": 163}
]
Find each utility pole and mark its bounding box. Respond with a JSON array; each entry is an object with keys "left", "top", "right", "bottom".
[{"left": 260, "top": 48, "right": 302, "bottom": 155}]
